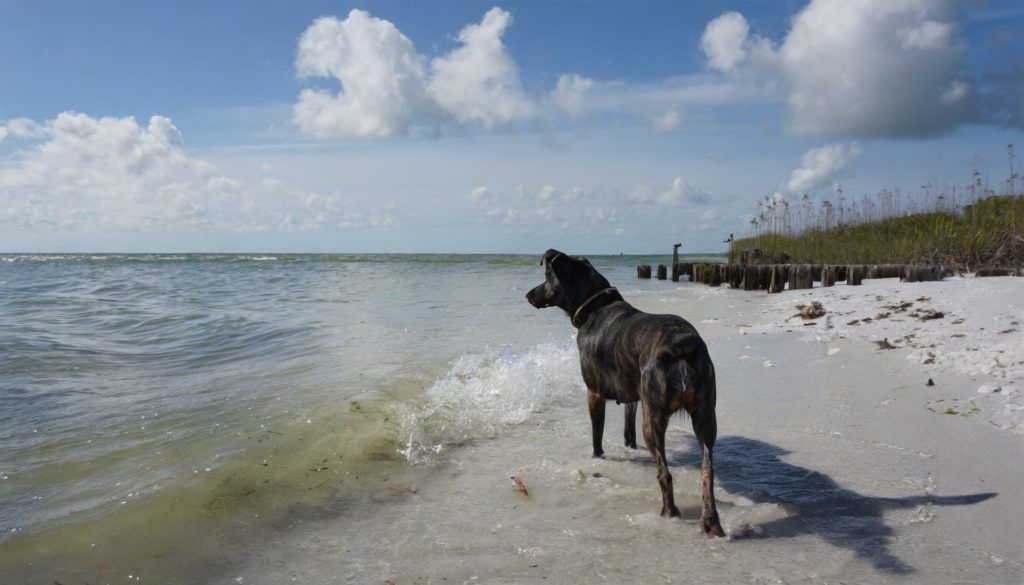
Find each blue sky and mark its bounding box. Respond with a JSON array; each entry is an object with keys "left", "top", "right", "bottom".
[{"left": 1, "top": 0, "right": 1022, "bottom": 253}]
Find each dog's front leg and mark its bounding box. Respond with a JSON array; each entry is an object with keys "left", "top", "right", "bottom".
[{"left": 587, "top": 390, "right": 606, "bottom": 458}]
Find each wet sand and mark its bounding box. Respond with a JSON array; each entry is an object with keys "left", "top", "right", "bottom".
[{"left": 231, "top": 276, "right": 1023, "bottom": 584}]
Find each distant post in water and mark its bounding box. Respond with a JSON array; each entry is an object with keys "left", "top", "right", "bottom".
[{"left": 671, "top": 243, "right": 682, "bottom": 281}]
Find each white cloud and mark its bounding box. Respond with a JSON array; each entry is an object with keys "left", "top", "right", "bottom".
[
  {"left": 550, "top": 74, "right": 594, "bottom": 117},
  {"left": 0, "top": 112, "right": 394, "bottom": 233},
  {"left": 657, "top": 177, "right": 710, "bottom": 206},
  {"left": 651, "top": 107, "right": 682, "bottom": 132},
  {"left": 469, "top": 185, "right": 491, "bottom": 202},
  {"left": 701, "top": 0, "right": 974, "bottom": 138},
  {"left": 0, "top": 118, "right": 47, "bottom": 143},
  {"left": 701, "top": 12, "right": 750, "bottom": 73},
  {"left": 427, "top": 7, "right": 536, "bottom": 128},
  {"left": 784, "top": 143, "right": 863, "bottom": 194},
  {"left": 293, "top": 7, "right": 536, "bottom": 139},
  {"left": 293, "top": 10, "right": 429, "bottom": 138}
]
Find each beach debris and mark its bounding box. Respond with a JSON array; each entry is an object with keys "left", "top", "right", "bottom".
[
  {"left": 388, "top": 484, "right": 417, "bottom": 495},
  {"left": 794, "top": 301, "right": 825, "bottom": 320},
  {"left": 511, "top": 473, "right": 529, "bottom": 496},
  {"left": 977, "top": 384, "right": 1002, "bottom": 394},
  {"left": 762, "top": 360, "right": 774, "bottom": 368},
  {"left": 911, "top": 308, "right": 944, "bottom": 321},
  {"left": 885, "top": 301, "right": 913, "bottom": 312},
  {"left": 385, "top": 580, "right": 396, "bottom": 585},
  {"left": 875, "top": 338, "right": 898, "bottom": 350},
  {"left": 926, "top": 378, "right": 935, "bottom": 387},
  {"left": 927, "top": 399, "right": 981, "bottom": 417}
]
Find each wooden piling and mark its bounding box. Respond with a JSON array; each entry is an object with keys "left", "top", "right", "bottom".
[
  {"left": 789, "top": 264, "right": 814, "bottom": 290},
  {"left": 904, "top": 265, "right": 943, "bottom": 282},
  {"left": 657, "top": 264, "right": 667, "bottom": 280},
  {"left": 767, "top": 265, "right": 785, "bottom": 293},
  {"left": 846, "top": 265, "right": 865, "bottom": 286},
  {"left": 637, "top": 265, "right": 652, "bottom": 279},
  {"left": 821, "top": 264, "right": 837, "bottom": 287}
]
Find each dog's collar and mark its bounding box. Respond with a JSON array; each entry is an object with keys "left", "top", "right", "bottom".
[{"left": 571, "top": 287, "right": 619, "bottom": 328}]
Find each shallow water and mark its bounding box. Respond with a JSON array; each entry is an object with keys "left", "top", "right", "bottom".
[
  {"left": 2, "top": 253, "right": 1019, "bottom": 584},
  {"left": 0, "top": 252, "right": 712, "bottom": 583}
]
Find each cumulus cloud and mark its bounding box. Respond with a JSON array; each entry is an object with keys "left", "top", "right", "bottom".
[
  {"left": 701, "top": 12, "right": 750, "bottom": 73},
  {"left": 0, "top": 112, "right": 395, "bottom": 233},
  {"left": 550, "top": 74, "right": 594, "bottom": 117},
  {"left": 701, "top": 0, "right": 976, "bottom": 138},
  {"left": 0, "top": 117, "right": 47, "bottom": 143},
  {"left": 657, "top": 177, "right": 710, "bottom": 206},
  {"left": 785, "top": 143, "right": 863, "bottom": 194},
  {"left": 293, "top": 10, "right": 429, "bottom": 138},
  {"left": 294, "top": 7, "right": 536, "bottom": 138},
  {"left": 427, "top": 7, "right": 536, "bottom": 128}
]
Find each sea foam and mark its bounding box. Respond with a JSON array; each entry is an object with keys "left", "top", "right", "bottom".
[{"left": 397, "top": 341, "right": 583, "bottom": 463}]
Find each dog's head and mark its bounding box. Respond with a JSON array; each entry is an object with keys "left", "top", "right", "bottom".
[{"left": 526, "top": 249, "right": 613, "bottom": 317}]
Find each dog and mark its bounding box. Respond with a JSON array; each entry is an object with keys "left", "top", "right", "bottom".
[{"left": 526, "top": 249, "right": 725, "bottom": 537}]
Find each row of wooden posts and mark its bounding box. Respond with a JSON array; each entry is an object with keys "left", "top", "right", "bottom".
[{"left": 637, "top": 262, "right": 945, "bottom": 292}]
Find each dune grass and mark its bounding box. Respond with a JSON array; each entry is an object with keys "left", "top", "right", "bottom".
[{"left": 732, "top": 194, "right": 1023, "bottom": 271}]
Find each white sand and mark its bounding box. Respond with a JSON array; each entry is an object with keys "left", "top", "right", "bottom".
[{"left": 231, "top": 276, "right": 1024, "bottom": 584}]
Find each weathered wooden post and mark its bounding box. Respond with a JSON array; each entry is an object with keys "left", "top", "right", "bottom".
[
  {"left": 637, "top": 265, "right": 652, "bottom": 279},
  {"left": 727, "top": 264, "right": 743, "bottom": 288},
  {"left": 847, "top": 265, "right": 865, "bottom": 285},
  {"left": 671, "top": 243, "right": 681, "bottom": 281},
  {"left": 657, "top": 264, "right": 667, "bottom": 280},
  {"left": 821, "top": 265, "right": 837, "bottom": 287},
  {"left": 768, "top": 265, "right": 785, "bottom": 293},
  {"left": 789, "top": 264, "right": 814, "bottom": 290},
  {"left": 904, "top": 265, "right": 943, "bottom": 282},
  {"left": 743, "top": 264, "right": 760, "bottom": 291}
]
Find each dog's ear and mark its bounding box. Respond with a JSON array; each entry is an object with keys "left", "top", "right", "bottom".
[{"left": 540, "top": 249, "right": 564, "bottom": 266}]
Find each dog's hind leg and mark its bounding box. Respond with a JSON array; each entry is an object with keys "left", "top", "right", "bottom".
[
  {"left": 587, "top": 390, "right": 606, "bottom": 458},
  {"left": 640, "top": 365, "right": 679, "bottom": 518},
  {"left": 623, "top": 402, "right": 638, "bottom": 449},
  {"left": 688, "top": 368, "right": 725, "bottom": 537},
  {"left": 640, "top": 402, "right": 678, "bottom": 517}
]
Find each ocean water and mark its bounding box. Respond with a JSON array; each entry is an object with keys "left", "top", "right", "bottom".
[
  {"left": 0, "top": 252, "right": 715, "bottom": 583},
  {"left": 3, "top": 253, "right": 1019, "bottom": 585}
]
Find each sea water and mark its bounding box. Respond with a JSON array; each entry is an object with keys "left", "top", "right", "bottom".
[
  {"left": 0, "top": 253, "right": 704, "bottom": 582},
  {"left": 2, "top": 253, "right": 1019, "bottom": 585}
]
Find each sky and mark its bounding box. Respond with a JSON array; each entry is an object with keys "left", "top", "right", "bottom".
[{"left": 1, "top": 0, "right": 1022, "bottom": 254}]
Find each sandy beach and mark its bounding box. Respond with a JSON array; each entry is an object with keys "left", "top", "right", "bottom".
[{"left": 233, "top": 274, "right": 1023, "bottom": 585}]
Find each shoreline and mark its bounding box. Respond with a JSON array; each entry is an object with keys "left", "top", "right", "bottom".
[{"left": 231, "top": 275, "right": 1023, "bottom": 584}]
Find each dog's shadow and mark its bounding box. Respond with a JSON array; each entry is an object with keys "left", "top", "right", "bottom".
[{"left": 662, "top": 434, "right": 996, "bottom": 574}]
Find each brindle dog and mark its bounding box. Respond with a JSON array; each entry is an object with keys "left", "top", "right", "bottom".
[{"left": 526, "top": 249, "right": 725, "bottom": 537}]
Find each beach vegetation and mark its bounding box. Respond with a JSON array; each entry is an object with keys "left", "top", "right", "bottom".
[{"left": 733, "top": 146, "right": 1023, "bottom": 272}]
